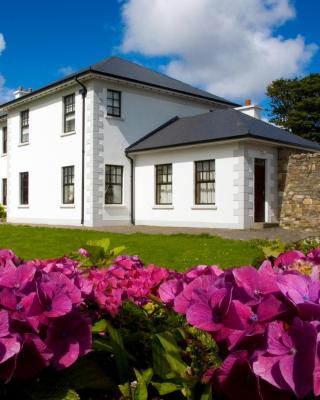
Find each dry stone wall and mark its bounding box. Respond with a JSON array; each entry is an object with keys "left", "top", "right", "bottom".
[{"left": 279, "top": 151, "right": 320, "bottom": 230}]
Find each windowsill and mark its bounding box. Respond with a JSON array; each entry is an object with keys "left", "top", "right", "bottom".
[
  {"left": 1, "top": 153, "right": 7, "bottom": 157},
  {"left": 104, "top": 204, "right": 126, "bottom": 208},
  {"left": 191, "top": 204, "right": 217, "bottom": 210},
  {"left": 106, "top": 115, "right": 124, "bottom": 121},
  {"left": 18, "top": 142, "right": 29, "bottom": 147},
  {"left": 152, "top": 205, "right": 174, "bottom": 210},
  {"left": 18, "top": 205, "right": 29, "bottom": 209},
  {"left": 60, "top": 204, "right": 75, "bottom": 208},
  {"left": 61, "top": 131, "right": 76, "bottom": 137}
]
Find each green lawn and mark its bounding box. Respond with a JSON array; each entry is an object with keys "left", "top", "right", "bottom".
[{"left": 0, "top": 225, "right": 263, "bottom": 271}]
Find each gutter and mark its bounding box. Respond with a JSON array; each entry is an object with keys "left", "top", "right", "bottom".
[
  {"left": 125, "top": 153, "right": 135, "bottom": 225},
  {"left": 75, "top": 77, "right": 87, "bottom": 226}
]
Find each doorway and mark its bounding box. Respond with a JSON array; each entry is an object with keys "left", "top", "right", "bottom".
[{"left": 254, "top": 158, "right": 266, "bottom": 222}]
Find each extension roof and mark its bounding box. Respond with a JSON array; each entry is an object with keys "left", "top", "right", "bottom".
[
  {"left": 0, "top": 57, "right": 239, "bottom": 110},
  {"left": 126, "top": 108, "right": 320, "bottom": 153}
]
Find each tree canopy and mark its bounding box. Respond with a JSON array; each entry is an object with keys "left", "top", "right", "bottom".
[{"left": 266, "top": 74, "right": 320, "bottom": 143}]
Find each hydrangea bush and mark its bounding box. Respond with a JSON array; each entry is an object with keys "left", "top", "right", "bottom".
[{"left": 0, "top": 244, "right": 320, "bottom": 399}]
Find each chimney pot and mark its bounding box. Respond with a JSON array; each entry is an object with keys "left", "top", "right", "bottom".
[{"left": 245, "top": 99, "right": 251, "bottom": 106}]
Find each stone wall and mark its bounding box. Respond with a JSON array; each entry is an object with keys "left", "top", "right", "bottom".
[{"left": 279, "top": 151, "right": 320, "bottom": 230}]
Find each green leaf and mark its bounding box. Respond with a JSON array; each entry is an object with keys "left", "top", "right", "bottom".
[
  {"left": 119, "top": 382, "right": 131, "bottom": 398},
  {"left": 111, "top": 245, "right": 126, "bottom": 257},
  {"left": 151, "top": 382, "right": 181, "bottom": 396},
  {"left": 105, "top": 321, "right": 129, "bottom": 382},
  {"left": 28, "top": 383, "right": 80, "bottom": 400},
  {"left": 92, "top": 319, "right": 108, "bottom": 333},
  {"left": 93, "top": 338, "right": 113, "bottom": 353},
  {"left": 153, "top": 332, "right": 188, "bottom": 378},
  {"left": 141, "top": 368, "right": 153, "bottom": 386},
  {"left": 87, "top": 238, "right": 110, "bottom": 252},
  {"left": 62, "top": 390, "right": 80, "bottom": 400},
  {"left": 133, "top": 381, "right": 148, "bottom": 400},
  {"left": 199, "top": 384, "right": 213, "bottom": 400},
  {"left": 64, "top": 356, "right": 114, "bottom": 391}
]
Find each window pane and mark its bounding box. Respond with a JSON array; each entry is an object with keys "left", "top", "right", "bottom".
[
  {"left": 2, "top": 127, "right": 7, "bottom": 154},
  {"left": 107, "top": 90, "right": 121, "bottom": 117},
  {"left": 155, "top": 164, "right": 172, "bottom": 204},
  {"left": 195, "top": 160, "right": 215, "bottom": 204},
  {"left": 2, "top": 178, "right": 7, "bottom": 206},
  {"left": 62, "top": 166, "right": 74, "bottom": 204},
  {"left": 20, "top": 172, "right": 29, "bottom": 205},
  {"left": 105, "top": 164, "right": 123, "bottom": 204}
]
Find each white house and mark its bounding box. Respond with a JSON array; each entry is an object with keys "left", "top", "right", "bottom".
[{"left": 0, "top": 57, "right": 319, "bottom": 229}]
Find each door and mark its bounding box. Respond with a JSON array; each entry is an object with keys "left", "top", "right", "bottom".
[{"left": 254, "top": 158, "right": 266, "bottom": 222}]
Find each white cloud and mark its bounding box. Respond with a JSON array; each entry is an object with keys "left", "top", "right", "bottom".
[
  {"left": 0, "top": 75, "right": 14, "bottom": 104},
  {"left": 57, "top": 66, "right": 75, "bottom": 76},
  {"left": 0, "top": 33, "right": 14, "bottom": 105},
  {"left": 0, "top": 33, "right": 5, "bottom": 55},
  {"left": 120, "top": 0, "right": 318, "bottom": 101}
]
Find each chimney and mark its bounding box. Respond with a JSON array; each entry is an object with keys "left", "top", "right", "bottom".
[
  {"left": 14, "top": 86, "right": 32, "bottom": 99},
  {"left": 235, "top": 99, "right": 263, "bottom": 120}
]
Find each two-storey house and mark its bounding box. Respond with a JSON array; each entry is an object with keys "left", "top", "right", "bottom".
[{"left": 0, "top": 57, "right": 319, "bottom": 229}]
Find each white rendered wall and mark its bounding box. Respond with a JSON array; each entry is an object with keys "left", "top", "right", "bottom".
[
  {"left": 133, "top": 143, "right": 242, "bottom": 228},
  {"left": 91, "top": 80, "right": 224, "bottom": 226},
  {"left": 0, "top": 121, "right": 7, "bottom": 205},
  {"left": 6, "top": 83, "right": 94, "bottom": 226}
]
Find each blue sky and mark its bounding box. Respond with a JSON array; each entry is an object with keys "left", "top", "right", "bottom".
[{"left": 0, "top": 0, "right": 319, "bottom": 110}]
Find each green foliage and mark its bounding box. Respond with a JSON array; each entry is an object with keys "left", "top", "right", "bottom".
[
  {"left": 0, "top": 204, "right": 6, "bottom": 221},
  {"left": 266, "top": 74, "right": 320, "bottom": 142},
  {"left": 90, "top": 302, "right": 220, "bottom": 399},
  {"left": 286, "top": 236, "right": 320, "bottom": 253},
  {"left": 71, "top": 238, "right": 126, "bottom": 268},
  {"left": 259, "top": 239, "right": 286, "bottom": 259}
]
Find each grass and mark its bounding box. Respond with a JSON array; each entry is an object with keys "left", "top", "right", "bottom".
[{"left": 0, "top": 225, "right": 264, "bottom": 271}]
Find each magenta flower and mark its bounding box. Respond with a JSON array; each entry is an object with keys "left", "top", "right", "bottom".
[
  {"left": 174, "top": 273, "right": 219, "bottom": 314},
  {"left": 78, "top": 248, "right": 89, "bottom": 257},
  {"left": 46, "top": 311, "right": 91, "bottom": 369},
  {"left": 253, "top": 318, "right": 317, "bottom": 398},
  {"left": 186, "top": 286, "right": 252, "bottom": 333},
  {"left": 277, "top": 272, "right": 320, "bottom": 320},
  {"left": 14, "top": 334, "right": 52, "bottom": 379},
  {"left": 274, "top": 250, "right": 305, "bottom": 269},
  {"left": 232, "top": 265, "right": 279, "bottom": 304}
]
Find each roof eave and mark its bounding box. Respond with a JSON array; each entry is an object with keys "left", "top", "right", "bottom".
[
  {"left": 126, "top": 134, "right": 320, "bottom": 154},
  {"left": 0, "top": 67, "right": 239, "bottom": 112}
]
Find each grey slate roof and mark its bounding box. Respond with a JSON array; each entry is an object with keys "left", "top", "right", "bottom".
[
  {"left": 91, "top": 57, "right": 238, "bottom": 106},
  {"left": 0, "top": 57, "right": 239, "bottom": 109},
  {"left": 126, "top": 109, "right": 320, "bottom": 153}
]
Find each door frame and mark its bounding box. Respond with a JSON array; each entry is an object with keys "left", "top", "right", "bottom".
[{"left": 254, "top": 158, "right": 266, "bottom": 223}]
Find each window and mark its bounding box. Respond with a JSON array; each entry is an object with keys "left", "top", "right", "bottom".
[
  {"left": 195, "top": 160, "right": 215, "bottom": 205},
  {"left": 20, "top": 110, "right": 29, "bottom": 143},
  {"left": 2, "top": 127, "right": 7, "bottom": 154},
  {"left": 2, "top": 179, "right": 7, "bottom": 206},
  {"left": 107, "top": 90, "right": 121, "bottom": 117},
  {"left": 62, "top": 166, "right": 74, "bottom": 204},
  {"left": 155, "top": 164, "right": 172, "bottom": 205},
  {"left": 20, "top": 172, "right": 29, "bottom": 205},
  {"left": 105, "top": 165, "right": 123, "bottom": 204},
  {"left": 64, "top": 94, "right": 75, "bottom": 133}
]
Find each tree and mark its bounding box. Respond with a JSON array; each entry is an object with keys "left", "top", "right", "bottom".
[{"left": 266, "top": 74, "right": 320, "bottom": 143}]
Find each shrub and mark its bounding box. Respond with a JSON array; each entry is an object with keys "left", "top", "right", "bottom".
[
  {"left": 0, "top": 204, "right": 6, "bottom": 221},
  {"left": 0, "top": 243, "right": 320, "bottom": 399}
]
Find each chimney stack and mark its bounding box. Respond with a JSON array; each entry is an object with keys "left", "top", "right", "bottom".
[
  {"left": 235, "top": 99, "right": 263, "bottom": 120},
  {"left": 14, "top": 86, "right": 32, "bottom": 99}
]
